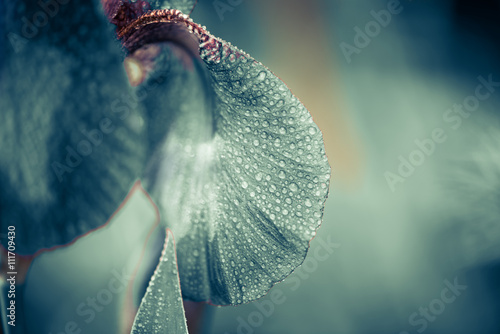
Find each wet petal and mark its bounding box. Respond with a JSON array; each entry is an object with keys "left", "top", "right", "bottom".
[
  {"left": 185, "top": 40, "right": 330, "bottom": 306},
  {"left": 133, "top": 11, "right": 331, "bottom": 305},
  {"left": 131, "top": 229, "right": 188, "bottom": 334}
]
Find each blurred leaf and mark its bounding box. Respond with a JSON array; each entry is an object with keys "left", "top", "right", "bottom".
[{"left": 131, "top": 229, "right": 188, "bottom": 334}]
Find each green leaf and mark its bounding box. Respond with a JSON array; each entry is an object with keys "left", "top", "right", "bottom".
[{"left": 131, "top": 229, "right": 188, "bottom": 334}]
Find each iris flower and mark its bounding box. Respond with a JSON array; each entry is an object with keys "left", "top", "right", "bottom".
[{"left": 0, "top": 0, "right": 330, "bottom": 332}]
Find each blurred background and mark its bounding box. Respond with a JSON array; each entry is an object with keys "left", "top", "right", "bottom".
[
  {"left": 192, "top": 0, "right": 500, "bottom": 333},
  {"left": 13, "top": 0, "right": 500, "bottom": 333}
]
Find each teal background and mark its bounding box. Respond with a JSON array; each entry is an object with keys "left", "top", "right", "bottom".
[
  {"left": 192, "top": 1, "right": 500, "bottom": 333},
  {"left": 11, "top": 1, "right": 500, "bottom": 334}
]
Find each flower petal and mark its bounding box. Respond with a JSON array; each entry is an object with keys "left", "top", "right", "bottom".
[
  {"left": 186, "top": 43, "right": 331, "bottom": 306},
  {"left": 131, "top": 229, "right": 188, "bottom": 334},
  {"left": 136, "top": 14, "right": 331, "bottom": 305},
  {"left": 0, "top": 1, "right": 146, "bottom": 255}
]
